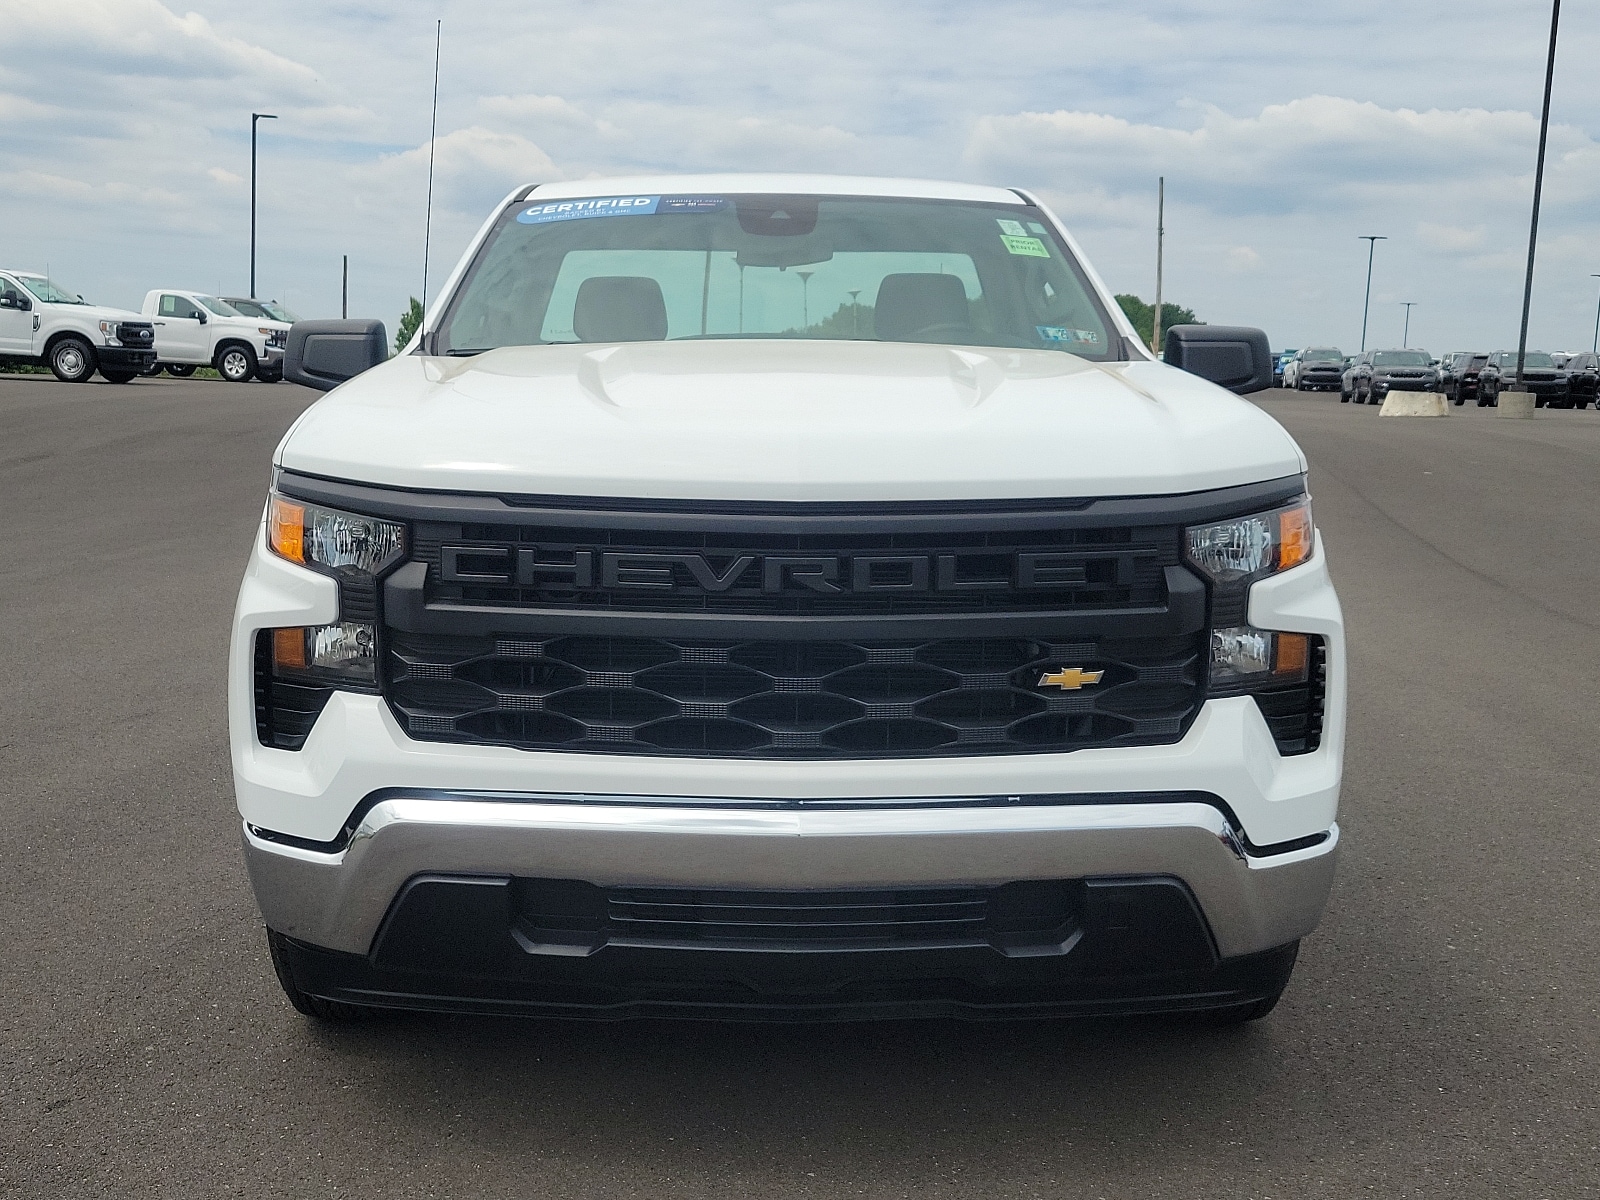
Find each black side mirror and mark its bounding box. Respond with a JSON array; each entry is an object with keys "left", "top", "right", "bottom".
[
  {"left": 1, "top": 291, "right": 29, "bottom": 311},
  {"left": 197, "top": 311, "right": 208, "bottom": 324},
  {"left": 1162, "top": 324, "right": 1273, "bottom": 394},
  {"left": 284, "top": 319, "right": 388, "bottom": 391}
]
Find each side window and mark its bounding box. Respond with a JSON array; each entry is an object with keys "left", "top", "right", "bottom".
[{"left": 161, "top": 294, "right": 202, "bottom": 320}]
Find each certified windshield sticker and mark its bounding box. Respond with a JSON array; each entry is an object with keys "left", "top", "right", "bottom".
[
  {"left": 1001, "top": 234, "right": 1050, "bottom": 258},
  {"left": 1037, "top": 326, "right": 1102, "bottom": 345},
  {"left": 659, "top": 196, "right": 729, "bottom": 213},
  {"left": 995, "top": 218, "right": 1027, "bottom": 237},
  {"left": 517, "top": 196, "right": 660, "bottom": 224},
  {"left": 1028, "top": 222, "right": 1048, "bottom": 234}
]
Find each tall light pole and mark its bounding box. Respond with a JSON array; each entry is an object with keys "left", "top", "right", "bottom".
[
  {"left": 1400, "top": 302, "right": 1416, "bottom": 348},
  {"left": 1359, "top": 235, "right": 1386, "bottom": 352},
  {"left": 796, "top": 270, "right": 815, "bottom": 329},
  {"left": 1590, "top": 274, "right": 1600, "bottom": 352},
  {"left": 250, "top": 113, "right": 277, "bottom": 299},
  {"left": 1514, "top": 0, "right": 1562, "bottom": 390},
  {"left": 1152, "top": 176, "right": 1165, "bottom": 354},
  {"left": 847, "top": 288, "right": 862, "bottom": 337}
]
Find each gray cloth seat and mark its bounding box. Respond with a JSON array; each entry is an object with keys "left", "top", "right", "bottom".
[
  {"left": 572, "top": 276, "right": 669, "bottom": 342},
  {"left": 873, "top": 273, "right": 971, "bottom": 341}
]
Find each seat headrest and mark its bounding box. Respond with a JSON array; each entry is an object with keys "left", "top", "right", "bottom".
[
  {"left": 873, "top": 273, "right": 971, "bottom": 342},
  {"left": 572, "top": 276, "right": 669, "bottom": 343}
]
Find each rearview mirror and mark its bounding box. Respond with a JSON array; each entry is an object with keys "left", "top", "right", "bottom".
[
  {"left": 1162, "top": 325, "right": 1273, "bottom": 394},
  {"left": 284, "top": 319, "right": 388, "bottom": 392}
]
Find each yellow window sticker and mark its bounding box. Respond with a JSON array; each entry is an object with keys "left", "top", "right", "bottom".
[
  {"left": 996, "top": 218, "right": 1027, "bottom": 237},
  {"left": 1001, "top": 234, "right": 1050, "bottom": 258}
]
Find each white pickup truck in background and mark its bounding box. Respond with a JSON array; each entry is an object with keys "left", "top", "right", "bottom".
[
  {"left": 0, "top": 269, "right": 157, "bottom": 383},
  {"left": 140, "top": 289, "right": 290, "bottom": 383}
]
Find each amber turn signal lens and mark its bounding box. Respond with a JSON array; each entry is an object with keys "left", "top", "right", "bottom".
[
  {"left": 268, "top": 495, "right": 306, "bottom": 564},
  {"left": 1278, "top": 504, "right": 1314, "bottom": 572},
  {"left": 272, "top": 626, "right": 308, "bottom": 670},
  {"left": 1273, "top": 632, "right": 1310, "bottom": 681}
]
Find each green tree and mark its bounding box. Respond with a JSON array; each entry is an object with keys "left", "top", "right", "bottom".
[
  {"left": 395, "top": 297, "right": 424, "bottom": 353},
  {"left": 1115, "top": 294, "right": 1200, "bottom": 349}
]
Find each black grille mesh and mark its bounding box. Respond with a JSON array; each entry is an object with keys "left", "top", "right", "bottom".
[{"left": 384, "top": 630, "right": 1204, "bottom": 759}]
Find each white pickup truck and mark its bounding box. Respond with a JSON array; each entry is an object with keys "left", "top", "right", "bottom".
[
  {"left": 238, "top": 174, "right": 1344, "bottom": 1026},
  {"left": 0, "top": 269, "right": 156, "bottom": 382},
  {"left": 140, "top": 289, "right": 289, "bottom": 383}
]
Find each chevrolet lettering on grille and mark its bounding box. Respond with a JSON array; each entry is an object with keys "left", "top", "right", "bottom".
[{"left": 438, "top": 547, "right": 1136, "bottom": 594}]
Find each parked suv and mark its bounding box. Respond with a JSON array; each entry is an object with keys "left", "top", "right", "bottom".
[
  {"left": 1477, "top": 350, "right": 1569, "bottom": 407},
  {"left": 222, "top": 297, "right": 301, "bottom": 326},
  {"left": 1562, "top": 352, "right": 1599, "bottom": 409},
  {"left": 1340, "top": 349, "right": 1436, "bottom": 403},
  {"left": 1438, "top": 352, "right": 1489, "bottom": 406},
  {"left": 140, "top": 290, "right": 289, "bottom": 382},
  {"left": 0, "top": 270, "right": 156, "bottom": 382},
  {"left": 1283, "top": 347, "right": 1344, "bottom": 391},
  {"left": 235, "top": 175, "right": 1344, "bottom": 1026}
]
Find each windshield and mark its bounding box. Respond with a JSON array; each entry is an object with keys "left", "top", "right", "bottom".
[
  {"left": 1303, "top": 348, "right": 1342, "bottom": 363},
  {"left": 1372, "top": 350, "right": 1431, "bottom": 368},
  {"left": 195, "top": 295, "right": 242, "bottom": 317},
  {"left": 436, "top": 194, "right": 1120, "bottom": 359},
  {"left": 259, "top": 300, "right": 298, "bottom": 322},
  {"left": 224, "top": 298, "right": 268, "bottom": 318},
  {"left": 1515, "top": 351, "right": 1557, "bottom": 368},
  {"left": 18, "top": 275, "right": 86, "bottom": 304}
]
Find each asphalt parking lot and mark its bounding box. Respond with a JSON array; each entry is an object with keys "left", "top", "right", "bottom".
[{"left": 3, "top": 372, "right": 1598, "bottom": 1198}]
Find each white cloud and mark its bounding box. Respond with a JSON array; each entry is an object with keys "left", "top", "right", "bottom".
[
  {"left": 208, "top": 167, "right": 243, "bottom": 186},
  {"left": 1226, "top": 246, "right": 1261, "bottom": 273},
  {"left": 1419, "top": 222, "right": 1487, "bottom": 252}
]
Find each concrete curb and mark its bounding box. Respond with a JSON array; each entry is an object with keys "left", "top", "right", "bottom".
[
  {"left": 1495, "top": 390, "right": 1537, "bottom": 418},
  {"left": 1378, "top": 391, "right": 1449, "bottom": 417}
]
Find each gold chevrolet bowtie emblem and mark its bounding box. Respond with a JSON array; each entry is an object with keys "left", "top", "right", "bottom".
[{"left": 1037, "top": 667, "right": 1105, "bottom": 690}]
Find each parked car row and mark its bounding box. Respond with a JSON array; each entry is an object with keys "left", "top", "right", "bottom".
[
  {"left": 0, "top": 267, "right": 297, "bottom": 384},
  {"left": 1273, "top": 340, "right": 1597, "bottom": 409}
]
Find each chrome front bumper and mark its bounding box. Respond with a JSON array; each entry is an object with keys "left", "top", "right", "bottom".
[{"left": 244, "top": 792, "right": 1339, "bottom": 960}]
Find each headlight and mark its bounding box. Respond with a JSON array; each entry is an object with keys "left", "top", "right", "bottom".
[
  {"left": 268, "top": 621, "right": 378, "bottom": 687},
  {"left": 98, "top": 319, "right": 120, "bottom": 343},
  {"left": 1185, "top": 500, "right": 1313, "bottom": 585},
  {"left": 267, "top": 493, "right": 405, "bottom": 578},
  {"left": 1208, "top": 627, "right": 1311, "bottom": 692}
]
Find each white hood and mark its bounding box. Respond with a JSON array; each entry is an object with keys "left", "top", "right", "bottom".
[{"left": 277, "top": 340, "right": 1305, "bottom": 502}]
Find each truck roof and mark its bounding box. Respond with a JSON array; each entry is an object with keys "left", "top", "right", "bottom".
[{"left": 514, "top": 174, "right": 1027, "bottom": 206}]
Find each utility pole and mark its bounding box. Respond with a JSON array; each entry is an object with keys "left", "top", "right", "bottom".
[
  {"left": 1590, "top": 274, "right": 1600, "bottom": 352},
  {"left": 422, "top": 20, "right": 441, "bottom": 311},
  {"left": 1152, "top": 176, "right": 1164, "bottom": 355},
  {"left": 848, "top": 288, "right": 862, "bottom": 337},
  {"left": 342, "top": 255, "right": 349, "bottom": 319},
  {"left": 796, "top": 270, "right": 815, "bottom": 328},
  {"left": 1359, "top": 235, "right": 1386, "bottom": 352},
  {"left": 1514, "top": 0, "right": 1561, "bottom": 390},
  {"left": 250, "top": 112, "right": 278, "bottom": 298},
  {"left": 1401, "top": 302, "right": 1416, "bottom": 347}
]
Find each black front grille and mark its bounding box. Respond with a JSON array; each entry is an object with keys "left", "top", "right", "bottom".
[
  {"left": 511, "top": 878, "right": 1078, "bottom": 954},
  {"left": 384, "top": 630, "right": 1204, "bottom": 759},
  {"left": 115, "top": 321, "right": 154, "bottom": 347},
  {"left": 412, "top": 519, "right": 1180, "bottom": 616}
]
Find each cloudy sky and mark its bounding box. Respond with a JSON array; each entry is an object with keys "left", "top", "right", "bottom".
[{"left": 3, "top": 0, "right": 1599, "bottom": 352}]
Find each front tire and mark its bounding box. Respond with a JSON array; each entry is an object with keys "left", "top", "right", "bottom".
[
  {"left": 49, "top": 336, "right": 96, "bottom": 383},
  {"left": 266, "top": 929, "right": 380, "bottom": 1022},
  {"left": 216, "top": 344, "right": 256, "bottom": 383},
  {"left": 165, "top": 363, "right": 197, "bottom": 378}
]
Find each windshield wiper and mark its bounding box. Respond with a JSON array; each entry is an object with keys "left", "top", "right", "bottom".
[{"left": 444, "top": 348, "right": 489, "bottom": 357}]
